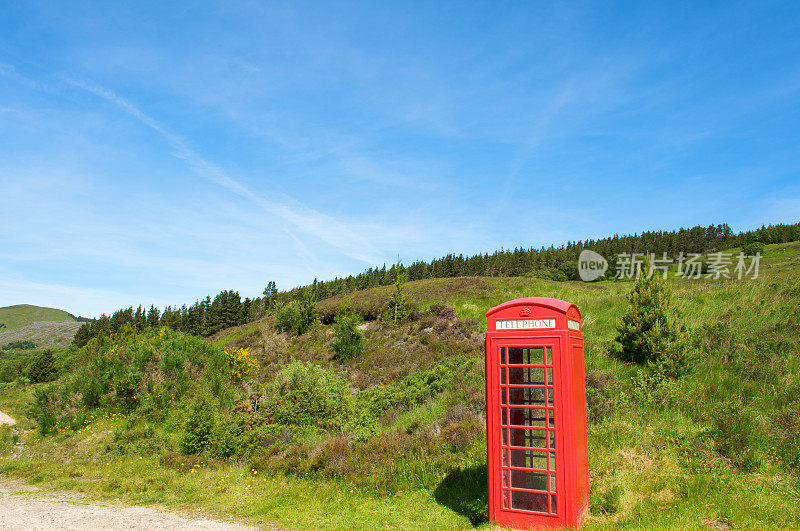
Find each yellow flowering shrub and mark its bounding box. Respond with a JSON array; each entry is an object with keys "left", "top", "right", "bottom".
[{"left": 224, "top": 347, "right": 257, "bottom": 381}]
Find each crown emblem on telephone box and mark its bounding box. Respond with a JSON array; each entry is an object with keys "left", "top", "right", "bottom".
[{"left": 519, "top": 307, "right": 532, "bottom": 317}]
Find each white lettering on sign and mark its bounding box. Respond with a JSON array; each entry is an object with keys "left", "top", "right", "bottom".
[
  {"left": 496, "top": 318, "right": 555, "bottom": 330},
  {"left": 567, "top": 319, "right": 580, "bottom": 331}
]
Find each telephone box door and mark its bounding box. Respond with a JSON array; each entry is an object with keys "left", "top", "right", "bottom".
[{"left": 489, "top": 338, "right": 564, "bottom": 521}]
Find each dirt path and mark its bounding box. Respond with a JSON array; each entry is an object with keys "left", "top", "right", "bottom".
[
  {"left": 0, "top": 411, "right": 277, "bottom": 529},
  {"left": 0, "top": 476, "right": 265, "bottom": 530}
]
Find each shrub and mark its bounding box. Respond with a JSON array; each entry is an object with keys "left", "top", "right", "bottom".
[
  {"left": 440, "top": 420, "right": 480, "bottom": 452},
  {"left": 613, "top": 273, "right": 688, "bottom": 376},
  {"left": 0, "top": 376, "right": 30, "bottom": 392},
  {"left": 112, "top": 371, "right": 141, "bottom": 407},
  {"left": 273, "top": 294, "right": 316, "bottom": 335},
  {"left": 629, "top": 367, "right": 686, "bottom": 407},
  {"left": 356, "top": 360, "right": 456, "bottom": 420},
  {"left": 382, "top": 270, "right": 413, "bottom": 324},
  {"left": 318, "top": 306, "right": 336, "bottom": 325},
  {"left": 527, "top": 267, "right": 568, "bottom": 282},
  {"left": 445, "top": 358, "right": 486, "bottom": 414},
  {"left": 273, "top": 302, "right": 295, "bottom": 334},
  {"left": 271, "top": 361, "right": 351, "bottom": 430},
  {"left": 209, "top": 417, "right": 249, "bottom": 459},
  {"left": 181, "top": 393, "right": 217, "bottom": 455},
  {"left": 347, "top": 406, "right": 378, "bottom": 442},
  {"left": 2, "top": 340, "right": 37, "bottom": 351},
  {"left": 80, "top": 373, "right": 105, "bottom": 408},
  {"left": 224, "top": 347, "right": 257, "bottom": 381},
  {"left": 741, "top": 241, "right": 765, "bottom": 256},
  {"left": 331, "top": 311, "right": 364, "bottom": 361},
  {"left": 31, "top": 383, "right": 61, "bottom": 436},
  {"left": 294, "top": 292, "right": 317, "bottom": 334},
  {"left": 429, "top": 304, "right": 456, "bottom": 320},
  {"left": 280, "top": 444, "right": 313, "bottom": 476},
  {"left": 25, "top": 349, "right": 57, "bottom": 383},
  {"left": 310, "top": 436, "right": 352, "bottom": 475},
  {"left": 648, "top": 342, "right": 694, "bottom": 379}
]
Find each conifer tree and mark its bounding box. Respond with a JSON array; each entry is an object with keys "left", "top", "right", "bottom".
[
  {"left": 147, "top": 305, "right": 160, "bottom": 328},
  {"left": 385, "top": 265, "right": 410, "bottom": 324},
  {"left": 263, "top": 281, "right": 277, "bottom": 310},
  {"left": 612, "top": 271, "right": 688, "bottom": 377}
]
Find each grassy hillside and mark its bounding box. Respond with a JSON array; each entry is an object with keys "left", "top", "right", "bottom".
[
  {"left": 0, "top": 304, "right": 77, "bottom": 332},
  {"left": 0, "top": 321, "right": 84, "bottom": 351},
  {"left": 0, "top": 242, "right": 799, "bottom": 529}
]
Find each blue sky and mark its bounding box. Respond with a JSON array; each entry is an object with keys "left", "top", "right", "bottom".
[{"left": 1, "top": 1, "right": 799, "bottom": 317}]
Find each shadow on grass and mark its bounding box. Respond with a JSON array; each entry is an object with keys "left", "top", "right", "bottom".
[{"left": 433, "top": 464, "right": 488, "bottom": 526}]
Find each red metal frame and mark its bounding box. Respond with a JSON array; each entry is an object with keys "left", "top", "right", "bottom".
[{"left": 486, "top": 298, "right": 588, "bottom": 530}]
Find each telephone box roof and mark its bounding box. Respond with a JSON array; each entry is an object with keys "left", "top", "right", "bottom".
[{"left": 485, "top": 297, "right": 577, "bottom": 317}]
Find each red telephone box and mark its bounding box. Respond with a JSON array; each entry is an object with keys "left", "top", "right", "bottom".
[{"left": 485, "top": 297, "right": 588, "bottom": 530}]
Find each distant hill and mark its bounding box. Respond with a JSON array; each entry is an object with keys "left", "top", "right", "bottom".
[
  {"left": 0, "top": 304, "right": 77, "bottom": 332},
  {"left": 0, "top": 321, "right": 83, "bottom": 351}
]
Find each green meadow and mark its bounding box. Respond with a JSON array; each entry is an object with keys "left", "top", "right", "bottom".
[
  {"left": 1, "top": 242, "right": 799, "bottom": 529},
  {"left": 0, "top": 304, "right": 77, "bottom": 332}
]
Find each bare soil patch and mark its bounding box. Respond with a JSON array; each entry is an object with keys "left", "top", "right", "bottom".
[{"left": 0, "top": 476, "right": 266, "bottom": 530}]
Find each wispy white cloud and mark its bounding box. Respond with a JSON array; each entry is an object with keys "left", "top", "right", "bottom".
[
  {"left": 0, "top": 63, "right": 62, "bottom": 96},
  {"left": 65, "top": 78, "right": 387, "bottom": 266},
  {"left": 337, "top": 154, "right": 446, "bottom": 190}
]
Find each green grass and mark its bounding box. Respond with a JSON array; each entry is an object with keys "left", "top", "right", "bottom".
[
  {"left": 0, "top": 402, "right": 478, "bottom": 530},
  {"left": 0, "top": 385, "right": 36, "bottom": 430},
  {"left": 0, "top": 448, "right": 473, "bottom": 530},
  {"left": 1, "top": 242, "right": 800, "bottom": 529},
  {"left": 209, "top": 323, "right": 262, "bottom": 348},
  {"left": 0, "top": 304, "right": 77, "bottom": 332}
]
